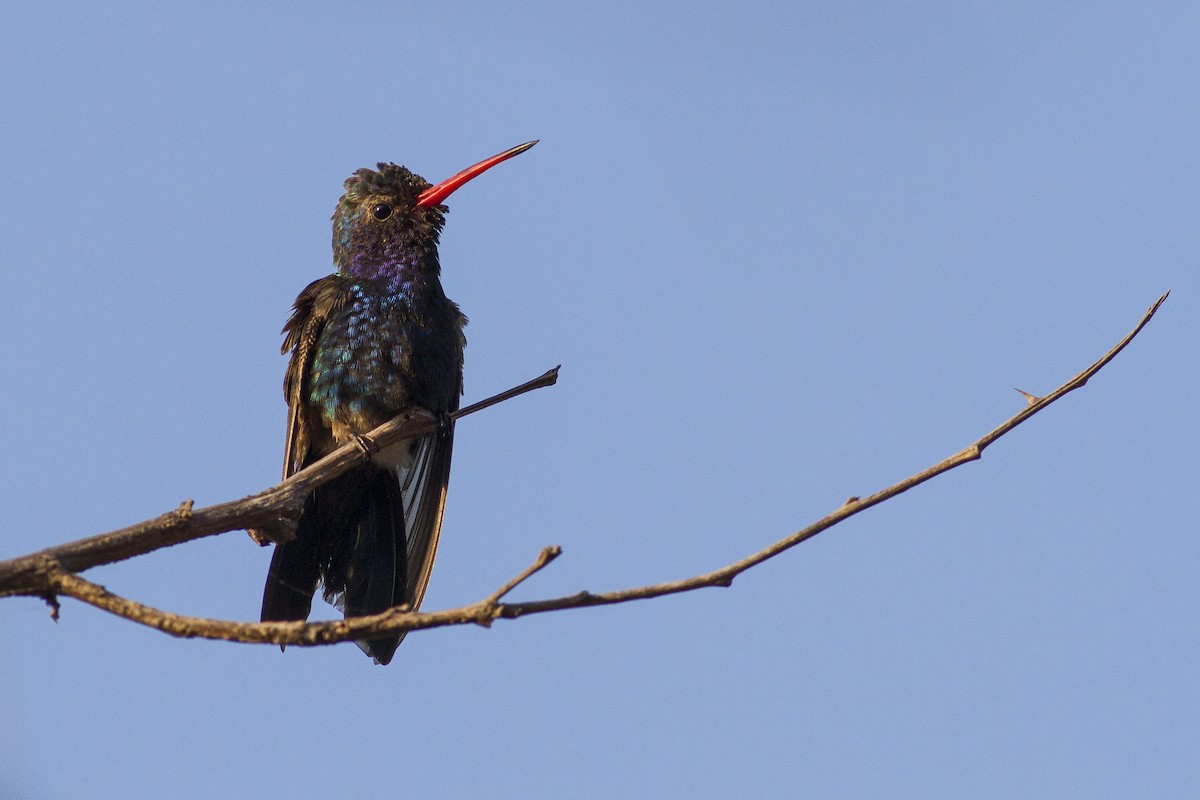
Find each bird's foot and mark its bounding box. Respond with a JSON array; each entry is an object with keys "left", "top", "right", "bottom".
[
  {"left": 437, "top": 412, "right": 454, "bottom": 438},
  {"left": 351, "top": 433, "right": 380, "bottom": 458}
]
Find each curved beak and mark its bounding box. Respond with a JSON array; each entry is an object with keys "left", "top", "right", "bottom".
[{"left": 415, "top": 140, "right": 539, "bottom": 208}]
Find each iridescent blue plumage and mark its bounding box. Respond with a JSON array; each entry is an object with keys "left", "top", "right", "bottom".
[
  {"left": 260, "top": 143, "right": 535, "bottom": 664},
  {"left": 309, "top": 283, "right": 463, "bottom": 437}
]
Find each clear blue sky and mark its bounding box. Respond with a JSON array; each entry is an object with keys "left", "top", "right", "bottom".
[{"left": 1, "top": 3, "right": 1195, "bottom": 797}]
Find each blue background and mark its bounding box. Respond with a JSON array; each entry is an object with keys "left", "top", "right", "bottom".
[{"left": 1, "top": 3, "right": 1195, "bottom": 797}]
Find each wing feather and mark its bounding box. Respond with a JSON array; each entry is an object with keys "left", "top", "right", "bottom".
[
  {"left": 398, "top": 426, "right": 456, "bottom": 616},
  {"left": 281, "top": 276, "right": 348, "bottom": 478},
  {"left": 261, "top": 275, "right": 349, "bottom": 626}
]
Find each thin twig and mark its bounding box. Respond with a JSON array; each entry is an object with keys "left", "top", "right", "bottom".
[
  {"left": 496, "top": 290, "right": 1173, "bottom": 618},
  {"left": 485, "top": 546, "right": 563, "bottom": 605}
]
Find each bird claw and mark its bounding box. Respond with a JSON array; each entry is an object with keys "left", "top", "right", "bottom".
[
  {"left": 437, "top": 412, "right": 454, "bottom": 438},
  {"left": 351, "top": 433, "right": 380, "bottom": 457}
]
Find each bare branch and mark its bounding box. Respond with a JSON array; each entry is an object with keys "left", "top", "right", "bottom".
[
  {"left": 0, "top": 367, "right": 560, "bottom": 598},
  {"left": 0, "top": 294, "right": 1169, "bottom": 653}
]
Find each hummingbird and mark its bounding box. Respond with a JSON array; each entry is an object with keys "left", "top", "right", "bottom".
[{"left": 260, "top": 140, "right": 538, "bottom": 664}]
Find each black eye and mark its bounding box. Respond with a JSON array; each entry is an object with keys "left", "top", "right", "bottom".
[{"left": 371, "top": 203, "right": 393, "bottom": 220}]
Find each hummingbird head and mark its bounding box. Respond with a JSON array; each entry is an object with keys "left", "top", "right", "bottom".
[
  {"left": 333, "top": 163, "right": 443, "bottom": 275},
  {"left": 332, "top": 141, "right": 538, "bottom": 280}
]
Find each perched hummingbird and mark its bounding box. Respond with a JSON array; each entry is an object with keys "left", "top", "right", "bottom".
[{"left": 260, "top": 140, "right": 537, "bottom": 664}]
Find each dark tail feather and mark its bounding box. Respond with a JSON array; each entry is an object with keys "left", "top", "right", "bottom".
[
  {"left": 341, "top": 469, "right": 407, "bottom": 665},
  {"left": 260, "top": 467, "right": 410, "bottom": 665},
  {"left": 260, "top": 494, "right": 322, "bottom": 634}
]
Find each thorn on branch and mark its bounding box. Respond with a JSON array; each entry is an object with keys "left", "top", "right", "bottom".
[
  {"left": 842, "top": 496, "right": 860, "bottom": 507},
  {"left": 1014, "top": 388, "right": 1040, "bottom": 405}
]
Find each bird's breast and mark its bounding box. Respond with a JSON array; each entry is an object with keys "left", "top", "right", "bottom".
[{"left": 308, "top": 286, "right": 464, "bottom": 440}]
